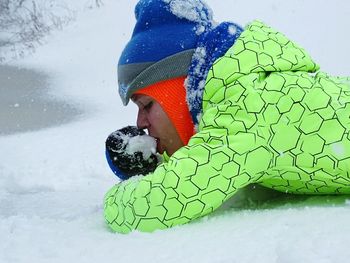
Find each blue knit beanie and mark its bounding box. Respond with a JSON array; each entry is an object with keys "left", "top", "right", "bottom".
[{"left": 118, "top": 0, "right": 213, "bottom": 105}]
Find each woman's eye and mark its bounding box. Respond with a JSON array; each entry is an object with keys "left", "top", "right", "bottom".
[{"left": 144, "top": 101, "right": 153, "bottom": 111}]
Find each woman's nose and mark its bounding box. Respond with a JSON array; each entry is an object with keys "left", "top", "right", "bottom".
[{"left": 136, "top": 110, "right": 149, "bottom": 129}]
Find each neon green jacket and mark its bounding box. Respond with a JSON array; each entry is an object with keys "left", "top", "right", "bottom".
[{"left": 104, "top": 21, "right": 350, "bottom": 233}]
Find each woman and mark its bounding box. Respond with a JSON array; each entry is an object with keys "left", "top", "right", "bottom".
[{"left": 104, "top": 0, "right": 350, "bottom": 233}]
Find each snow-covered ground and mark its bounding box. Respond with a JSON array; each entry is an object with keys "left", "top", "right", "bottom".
[{"left": 1, "top": 0, "right": 350, "bottom": 262}]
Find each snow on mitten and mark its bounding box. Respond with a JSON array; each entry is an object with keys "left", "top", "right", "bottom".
[{"left": 105, "top": 126, "right": 159, "bottom": 180}]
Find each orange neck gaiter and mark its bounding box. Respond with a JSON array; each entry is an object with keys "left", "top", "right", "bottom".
[{"left": 135, "top": 77, "right": 194, "bottom": 145}]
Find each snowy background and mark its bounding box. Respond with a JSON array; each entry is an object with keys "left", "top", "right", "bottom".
[{"left": 1, "top": 0, "right": 350, "bottom": 262}]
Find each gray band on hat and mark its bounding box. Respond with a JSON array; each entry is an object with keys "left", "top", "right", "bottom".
[{"left": 118, "top": 49, "right": 195, "bottom": 105}]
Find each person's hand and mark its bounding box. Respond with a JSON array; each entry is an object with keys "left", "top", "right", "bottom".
[{"left": 105, "top": 126, "right": 159, "bottom": 180}]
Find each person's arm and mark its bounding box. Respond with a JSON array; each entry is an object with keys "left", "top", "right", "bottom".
[{"left": 104, "top": 123, "right": 272, "bottom": 233}]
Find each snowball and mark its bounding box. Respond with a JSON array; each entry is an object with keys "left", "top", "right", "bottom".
[{"left": 126, "top": 135, "right": 157, "bottom": 160}]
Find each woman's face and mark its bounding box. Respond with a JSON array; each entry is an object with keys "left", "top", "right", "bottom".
[{"left": 132, "top": 94, "right": 184, "bottom": 156}]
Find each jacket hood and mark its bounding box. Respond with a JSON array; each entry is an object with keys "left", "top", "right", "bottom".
[
  {"left": 188, "top": 20, "right": 320, "bottom": 126},
  {"left": 221, "top": 20, "right": 320, "bottom": 82}
]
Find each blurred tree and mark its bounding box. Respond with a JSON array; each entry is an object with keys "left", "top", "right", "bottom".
[{"left": 0, "top": 0, "right": 103, "bottom": 62}]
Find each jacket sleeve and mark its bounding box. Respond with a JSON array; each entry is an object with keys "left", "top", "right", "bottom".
[{"left": 104, "top": 118, "right": 273, "bottom": 233}]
